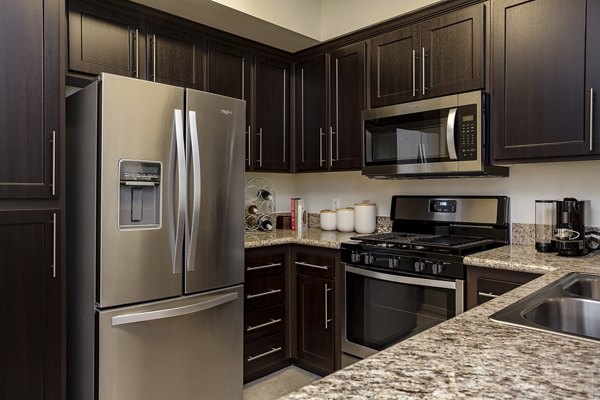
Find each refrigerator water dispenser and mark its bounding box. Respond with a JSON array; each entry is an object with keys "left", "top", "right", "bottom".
[{"left": 119, "top": 160, "right": 161, "bottom": 228}]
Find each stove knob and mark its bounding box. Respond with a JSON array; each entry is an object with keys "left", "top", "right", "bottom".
[
  {"left": 414, "top": 260, "right": 426, "bottom": 272},
  {"left": 388, "top": 257, "right": 399, "bottom": 269},
  {"left": 432, "top": 262, "right": 444, "bottom": 275},
  {"left": 350, "top": 251, "right": 361, "bottom": 263},
  {"left": 364, "top": 253, "right": 376, "bottom": 265}
]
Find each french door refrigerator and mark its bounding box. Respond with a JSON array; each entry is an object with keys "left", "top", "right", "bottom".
[{"left": 66, "top": 73, "right": 245, "bottom": 400}]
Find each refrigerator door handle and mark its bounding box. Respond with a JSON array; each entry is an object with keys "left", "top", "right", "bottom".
[
  {"left": 111, "top": 292, "right": 238, "bottom": 326},
  {"left": 170, "top": 109, "right": 186, "bottom": 274},
  {"left": 186, "top": 110, "right": 202, "bottom": 272}
]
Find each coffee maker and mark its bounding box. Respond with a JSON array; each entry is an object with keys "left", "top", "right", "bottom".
[{"left": 554, "top": 198, "right": 591, "bottom": 256}]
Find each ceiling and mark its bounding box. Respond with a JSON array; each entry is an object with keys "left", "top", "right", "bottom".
[{"left": 129, "top": 0, "right": 441, "bottom": 52}]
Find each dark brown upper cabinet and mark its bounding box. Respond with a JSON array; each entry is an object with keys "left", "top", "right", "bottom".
[
  {"left": 295, "top": 43, "right": 365, "bottom": 172},
  {"left": 492, "top": 0, "right": 600, "bottom": 161},
  {"left": 207, "top": 41, "right": 252, "bottom": 169},
  {"left": 253, "top": 54, "right": 290, "bottom": 171},
  {"left": 0, "top": 0, "right": 59, "bottom": 198},
  {"left": 146, "top": 23, "right": 204, "bottom": 90},
  {"left": 0, "top": 210, "right": 62, "bottom": 400},
  {"left": 369, "top": 3, "right": 485, "bottom": 108},
  {"left": 368, "top": 25, "right": 420, "bottom": 107},
  {"left": 68, "top": 0, "right": 145, "bottom": 79},
  {"left": 295, "top": 54, "right": 328, "bottom": 172},
  {"left": 329, "top": 43, "right": 365, "bottom": 170}
]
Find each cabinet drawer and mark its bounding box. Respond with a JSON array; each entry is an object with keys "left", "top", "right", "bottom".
[
  {"left": 245, "top": 275, "right": 285, "bottom": 311},
  {"left": 476, "top": 278, "right": 521, "bottom": 305},
  {"left": 244, "top": 332, "right": 286, "bottom": 377},
  {"left": 245, "top": 253, "right": 285, "bottom": 279},
  {"left": 245, "top": 304, "right": 285, "bottom": 343},
  {"left": 295, "top": 252, "right": 335, "bottom": 279}
]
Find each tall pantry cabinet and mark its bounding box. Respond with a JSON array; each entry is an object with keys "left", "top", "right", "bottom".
[{"left": 0, "top": 0, "right": 65, "bottom": 399}]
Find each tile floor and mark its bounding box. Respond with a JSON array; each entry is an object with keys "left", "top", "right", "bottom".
[{"left": 243, "top": 366, "right": 320, "bottom": 400}]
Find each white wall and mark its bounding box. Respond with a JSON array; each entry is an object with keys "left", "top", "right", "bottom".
[
  {"left": 247, "top": 160, "right": 600, "bottom": 226},
  {"left": 320, "top": 0, "right": 440, "bottom": 40},
  {"left": 211, "top": 0, "right": 322, "bottom": 40}
]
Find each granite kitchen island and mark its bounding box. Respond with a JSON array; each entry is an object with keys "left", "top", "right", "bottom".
[{"left": 281, "top": 245, "right": 600, "bottom": 399}]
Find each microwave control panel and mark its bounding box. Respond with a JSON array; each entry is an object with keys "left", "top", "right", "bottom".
[{"left": 459, "top": 114, "right": 477, "bottom": 160}]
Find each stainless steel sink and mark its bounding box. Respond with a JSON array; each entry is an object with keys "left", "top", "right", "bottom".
[
  {"left": 563, "top": 277, "right": 600, "bottom": 300},
  {"left": 490, "top": 272, "right": 600, "bottom": 342}
]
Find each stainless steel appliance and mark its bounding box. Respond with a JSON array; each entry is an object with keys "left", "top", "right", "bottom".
[
  {"left": 362, "top": 90, "right": 508, "bottom": 178},
  {"left": 341, "top": 196, "right": 509, "bottom": 359},
  {"left": 66, "top": 73, "right": 245, "bottom": 400}
]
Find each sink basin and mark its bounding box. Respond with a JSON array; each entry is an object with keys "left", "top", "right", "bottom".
[
  {"left": 563, "top": 277, "right": 600, "bottom": 300},
  {"left": 490, "top": 272, "right": 600, "bottom": 342},
  {"left": 522, "top": 297, "right": 600, "bottom": 340}
]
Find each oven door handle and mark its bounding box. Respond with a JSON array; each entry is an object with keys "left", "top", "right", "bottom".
[{"left": 345, "top": 264, "right": 458, "bottom": 290}]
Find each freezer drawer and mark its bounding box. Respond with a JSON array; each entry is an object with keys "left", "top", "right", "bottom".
[{"left": 97, "top": 285, "right": 243, "bottom": 400}]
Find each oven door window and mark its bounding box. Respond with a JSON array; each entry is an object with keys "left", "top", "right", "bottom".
[
  {"left": 364, "top": 108, "right": 457, "bottom": 165},
  {"left": 346, "top": 270, "right": 457, "bottom": 351}
]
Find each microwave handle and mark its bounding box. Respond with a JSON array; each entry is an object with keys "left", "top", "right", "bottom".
[{"left": 446, "top": 108, "right": 458, "bottom": 160}]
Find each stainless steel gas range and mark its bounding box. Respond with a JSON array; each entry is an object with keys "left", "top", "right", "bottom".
[{"left": 341, "top": 195, "right": 509, "bottom": 360}]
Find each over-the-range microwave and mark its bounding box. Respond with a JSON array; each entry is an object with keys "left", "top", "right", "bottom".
[{"left": 361, "top": 90, "right": 508, "bottom": 178}]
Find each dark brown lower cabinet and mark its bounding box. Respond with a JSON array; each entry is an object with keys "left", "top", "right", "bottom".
[
  {"left": 0, "top": 210, "right": 61, "bottom": 400},
  {"left": 466, "top": 266, "right": 541, "bottom": 310},
  {"left": 296, "top": 273, "right": 335, "bottom": 374},
  {"left": 292, "top": 246, "right": 340, "bottom": 376},
  {"left": 243, "top": 246, "right": 290, "bottom": 382}
]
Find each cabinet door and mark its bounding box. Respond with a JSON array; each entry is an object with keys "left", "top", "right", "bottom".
[
  {"left": 0, "top": 210, "right": 61, "bottom": 400},
  {"left": 254, "top": 55, "right": 290, "bottom": 171},
  {"left": 68, "top": 0, "right": 145, "bottom": 78},
  {"left": 147, "top": 23, "right": 204, "bottom": 90},
  {"left": 295, "top": 54, "right": 328, "bottom": 172},
  {"left": 368, "top": 25, "right": 420, "bottom": 107},
  {"left": 207, "top": 42, "right": 252, "bottom": 168},
  {"left": 296, "top": 274, "right": 335, "bottom": 374},
  {"left": 330, "top": 43, "right": 365, "bottom": 170},
  {"left": 0, "top": 0, "right": 59, "bottom": 198},
  {"left": 492, "top": 0, "right": 589, "bottom": 160},
  {"left": 585, "top": 0, "right": 600, "bottom": 154},
  {"left": 421, "top": 3, "right": 485, "bottom": 98}
]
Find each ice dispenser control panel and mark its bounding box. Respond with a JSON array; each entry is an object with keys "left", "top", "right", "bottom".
[{"left": 119, "top": 160, "right": 161, "bottom": 229}]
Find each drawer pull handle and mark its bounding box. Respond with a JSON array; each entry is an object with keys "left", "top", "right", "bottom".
[
  {"left": 247, "top": 318, "right": 282, "bottom": 332},
  {"left": 295, "top": 261, "right": 328, "bottom": 270},
  {"left": 247, "top": 346, "right": 282, "bottom": 362},
  {"left": 478, "top": 292, "right": 500, "bottom": 299},
  {"left": 246, "top": 289, "right": 282, "bottom": 299},
  {"left": 246, "top": 262, "right": 282, "bottom": 272}
]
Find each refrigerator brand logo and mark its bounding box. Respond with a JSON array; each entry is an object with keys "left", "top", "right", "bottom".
[{"left": 221, "top": 109, "right": 233, "bottom": 115}]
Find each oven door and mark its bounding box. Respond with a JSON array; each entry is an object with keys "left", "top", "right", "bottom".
[{"left": 343, "top": 264, "right": 464, "bottom": 359}]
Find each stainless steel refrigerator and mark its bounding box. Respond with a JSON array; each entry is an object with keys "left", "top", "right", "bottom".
[{"left": 66, "top": 73, "right": 245, "bottom": 400}]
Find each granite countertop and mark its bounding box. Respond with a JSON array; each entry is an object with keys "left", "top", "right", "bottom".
[
  {"left": 244, "top": 228, "right": 357, "bottom": 249},
  {"left": 282, "top": 245, "right": 600, "bottom": 399}
]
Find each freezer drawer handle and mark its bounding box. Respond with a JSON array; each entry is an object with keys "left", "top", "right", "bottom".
[
  {"left": 246, "top": 289, "right": 282, "bottom": 299},
  {"left": 111, "top": 292, "right": 238, "bottom": 326},
  {"left": 246, "top": 318, "right": 282, "bottom": 332},
  {"left": 478, "top": 292, "right": 500, "bottom": 299},
  {"left": 247, "top": 347, "right": 282, "bottom": 362},
  {"left": 295, "top": 261, "right": 328, "bottom": 270},
  {"left": 246, "top": 262, "right": 282, "bottom": 271}
]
